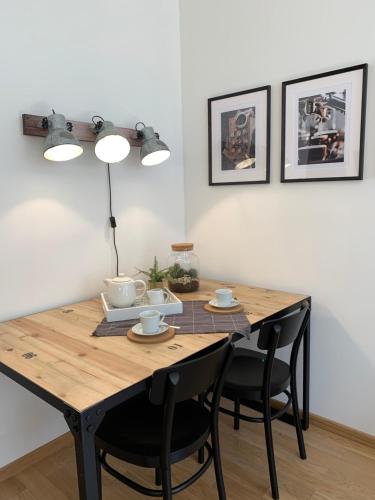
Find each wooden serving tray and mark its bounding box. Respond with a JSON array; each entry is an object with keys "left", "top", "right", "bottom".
[
  {"left": 127, "top": 326, "right": 175, "bottom": 344},
  {"left": 204, "top": 303, "right": 244, "bottom": 315}
]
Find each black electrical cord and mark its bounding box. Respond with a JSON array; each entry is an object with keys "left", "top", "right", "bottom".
[{"left": 106, "top": 163, "right": 119, "bottom": 276}]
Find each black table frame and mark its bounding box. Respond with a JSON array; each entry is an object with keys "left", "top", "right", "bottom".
[{"left": 0, "top": 296, "right": 310, "bottom": 499}]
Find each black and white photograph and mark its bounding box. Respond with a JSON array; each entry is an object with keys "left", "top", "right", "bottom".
[
  {"left": 298, "top": 90, "right": 346, "bottom": 166},
  {"left": 281, "top": 64, "right": 367, "bottom": 182},
  {"left": 221, "top": 106, "right": 256, "bottom": 171},
  {"left": 208, "top": 86, "right": 270, "bottom": 185}
]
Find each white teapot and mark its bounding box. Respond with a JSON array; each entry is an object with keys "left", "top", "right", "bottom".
[{"left": 103, "top": 274, "right": 147, "bottom": 308}]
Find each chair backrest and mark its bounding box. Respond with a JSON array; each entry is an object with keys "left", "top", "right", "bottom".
[
  {"left": 149, "top": 336, "right": 234, "bottom": 405},
  {"left": 256, "top": 302, "right": 310, "bottom": 402},
  {"left": 257, "top": 302, "right": 310, "bottom": 351}
]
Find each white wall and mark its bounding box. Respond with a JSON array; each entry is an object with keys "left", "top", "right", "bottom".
[
  {"left": 180, "top": 0, "right": 375, "bottom": 435},
  {"left": 1, "top": 0, "right": 374, "bottom": 470},
  {"left": 0, "top": 0, "right": 185, "bottom": 466}
]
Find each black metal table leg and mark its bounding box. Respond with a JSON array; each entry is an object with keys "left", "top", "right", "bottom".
[
  {"left": 65, "top": 407, "right": 105, "bottom": 500},
  {"left": 302, "top": 301, "right": 311, "bottom": 431}
]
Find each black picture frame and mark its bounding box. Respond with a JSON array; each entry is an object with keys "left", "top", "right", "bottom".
[
  {"left": 281, "top": 64, "right": 367, "bottom": 183},
  {"left": 208, "top": 86, "right": 271, "bottom": 186}
]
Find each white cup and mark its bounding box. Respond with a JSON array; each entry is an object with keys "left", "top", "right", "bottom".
[
  {"left": 139, "top": 310, "right": 165, "bottom": 334},
  {"left": 147, "top": 288, "right": 169, "bottom": 305},
  {"left": 215, "top": 288, "right": 233, "bottom": 307}
]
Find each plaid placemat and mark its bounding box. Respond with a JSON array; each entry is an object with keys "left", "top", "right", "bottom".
[{"left": 92, "top": 300, "right": 251, "bottom": 337}]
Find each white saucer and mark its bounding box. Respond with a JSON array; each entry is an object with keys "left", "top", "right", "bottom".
[
  {"left": 132, "top": 322, "right": 169, "bottom": 336},
  {"left": 209, "top": 298, "right": 240, "bottom": 309}
]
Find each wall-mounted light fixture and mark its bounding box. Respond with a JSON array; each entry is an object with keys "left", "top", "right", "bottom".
[
  {"left": 43, "top": 111, "right": 83, "bottom": 162},
  {"left": 22, "top": 111, "right": 171, "bottom": 278},
  {"left": 92, "top": 116, "right": 130, "bottom": 164},
  {"left": 136, "top": 122, "right": 171, "bottom": 166},
  {"left": 22, "top": 113, "right": 170, "bottom": 166}
]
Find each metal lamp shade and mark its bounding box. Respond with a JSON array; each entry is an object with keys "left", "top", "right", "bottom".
[
  {"left": 95, "top": 121, "right": 130, "bottom": 164},
  {"left": 43, "top": 114, "right": 83, "bottom": 162},
  {"left": 140, "top": 126, "right": 170, "bottom": 166}
]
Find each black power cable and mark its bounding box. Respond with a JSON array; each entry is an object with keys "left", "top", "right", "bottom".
[{"left": 106, "top": 163, "right": 119, "bottom": 276}]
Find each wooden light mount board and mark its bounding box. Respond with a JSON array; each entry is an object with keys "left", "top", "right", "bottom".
[
  {"left": 204, "top": 303, "right": 244, "bottom": 314},
  {"left": 127, "top": 327, "right": 175, "bottom": 344},
  {"left": 22, "top": 114, "right": 143, "bottom": 147}
]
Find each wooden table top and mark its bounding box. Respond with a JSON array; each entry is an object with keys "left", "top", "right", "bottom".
[
  {"left": 179, "top": 279, "right": 308, "bottom": 328},
  {"left": 0, "top": 279, "right": 308, "bottom": 413}
]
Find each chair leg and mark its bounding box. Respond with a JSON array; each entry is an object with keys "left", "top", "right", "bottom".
[
  {"left": 291, "top": 378, "right": 307, "bottom": 459},
  {"left": 263, "top": 400, "right": 279, "bottom": 500},
  {"left": 198, "top": 393, "right": 205, "bottom": 463},
  {"left": 234, "top": 396, "right": 240, "bottom": 430},
  {"left": 161, "top": 465, "right": 173, "bottom": 500},
  {"left": 211, "top": 432, "right": 227, "bottom": 500},
  {"left": 155, "top": 467, "right": 162, "bottom": 486}
]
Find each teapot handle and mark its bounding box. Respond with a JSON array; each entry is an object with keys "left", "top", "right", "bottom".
[{"left": 134, "top": 279, "right": 147, "bottom": 298}]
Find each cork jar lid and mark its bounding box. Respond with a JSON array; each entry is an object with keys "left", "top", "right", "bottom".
[{"left": 171, "top": 243, "right": 194, "bottom": 251}]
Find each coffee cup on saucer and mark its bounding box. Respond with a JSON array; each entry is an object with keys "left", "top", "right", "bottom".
[
  {"left": 215, "top": 288, "right": 233, "bottom": 307},
  {"left": 146, "top": 288, "right": 169, "bottom": 305},
  {"left": 139, "top": 310, "right": 166, "bottom": 334}
]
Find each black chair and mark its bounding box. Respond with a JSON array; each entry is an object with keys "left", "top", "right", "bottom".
[
  {"left": 95, "top": 336, "right": 234, "bottom": 500},
  {"left": 219, "top": 303, "right": 310, "bottom": 500}
]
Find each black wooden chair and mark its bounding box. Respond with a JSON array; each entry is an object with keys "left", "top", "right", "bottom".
[
  {"left": 219, "top": 303, "right": 310, "bottom": 500},
  {"left": 95, "top": 336, "right": 234, "bottom": 500}
]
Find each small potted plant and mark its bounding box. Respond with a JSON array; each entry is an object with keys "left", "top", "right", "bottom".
[{"left": 136, "top": 257, "right": 169, "bottom": 289}]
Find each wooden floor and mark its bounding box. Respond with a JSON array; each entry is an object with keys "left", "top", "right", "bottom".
[{"left": 2, "top": 410, "right": 374, "bottom": 500}]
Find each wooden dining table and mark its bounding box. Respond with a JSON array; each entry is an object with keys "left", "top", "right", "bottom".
[{"left": 0, "top": 278, "right": 310, "bottom": 500}]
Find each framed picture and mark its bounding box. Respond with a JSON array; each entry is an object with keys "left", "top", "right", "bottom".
[
  {"left": 208, "top": 86, "right": 270, "bottom": 185},
  {"left": 281, "top": 64, "right": 367, "bottom": 182}
]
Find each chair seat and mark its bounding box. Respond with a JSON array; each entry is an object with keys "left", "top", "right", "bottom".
[
  {"left": 223, "top": 348, "right": 290, "bottom": 401},
  {"left": 96, "top": 393, "right": 211, "bottom": 467}
]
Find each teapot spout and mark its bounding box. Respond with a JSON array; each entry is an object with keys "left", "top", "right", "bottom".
[{"left": 103, "top": 278, "right": 111, "bottom": 286}]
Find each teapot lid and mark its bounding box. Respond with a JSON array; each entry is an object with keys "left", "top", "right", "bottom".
[{"left": 111, "top": 273, "right": 133, "bottom": 283}]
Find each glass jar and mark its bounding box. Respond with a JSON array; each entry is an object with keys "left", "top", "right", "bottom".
[{"left": 167, "top": 243, "right": 200, "bottom": 293}]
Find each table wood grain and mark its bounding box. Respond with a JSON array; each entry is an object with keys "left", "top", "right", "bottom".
[
  {"left": 0, "top": 279, "right": 308, "bottom": 413},
  {"left": 176, "top": 279, "right": 308, "bottom": 328}
]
